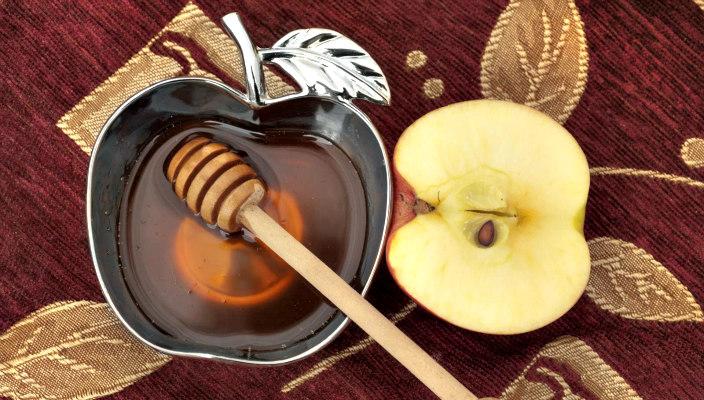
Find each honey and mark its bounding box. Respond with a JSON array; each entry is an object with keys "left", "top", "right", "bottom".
[{"left": 118, "top": 120, "right": 367, "bottom": 350}]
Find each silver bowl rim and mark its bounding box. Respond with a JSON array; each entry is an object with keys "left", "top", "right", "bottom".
[{"left": 86, "top": 76, "right": 392, "bottom": 365}]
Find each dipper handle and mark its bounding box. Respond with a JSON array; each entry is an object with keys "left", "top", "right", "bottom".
[{"left": 240, "top": 205, "right": 476, "bottom": 400}]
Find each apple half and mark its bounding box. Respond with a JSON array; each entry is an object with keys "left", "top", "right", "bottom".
[{"left": 386, "top": 100, "right": 590, "bottom": 334}]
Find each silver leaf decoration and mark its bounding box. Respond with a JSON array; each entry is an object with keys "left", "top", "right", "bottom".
[{"left": 260, "top": 29, "right": 391, "bottom": 105}]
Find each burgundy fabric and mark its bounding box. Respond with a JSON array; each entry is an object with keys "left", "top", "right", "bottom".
[{"left": 1, "top": 0, "right": 703, "bottom": 398}]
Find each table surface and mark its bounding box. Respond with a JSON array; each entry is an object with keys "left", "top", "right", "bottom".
[{"left": 0, "top": 0, "right": 703, "bottom": 399}]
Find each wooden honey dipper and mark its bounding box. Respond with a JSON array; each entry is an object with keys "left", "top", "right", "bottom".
[{"left": 166, "top": 137, "right": 477, "bottom": 400}]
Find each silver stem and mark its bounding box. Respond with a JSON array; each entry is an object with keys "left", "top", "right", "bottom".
[{"left": 221, "top": 13, "right": 266, "bottom": 105}]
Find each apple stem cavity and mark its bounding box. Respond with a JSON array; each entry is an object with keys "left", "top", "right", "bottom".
[
  {"left": 413, "top": 198, "right": 435, "bottom": 215},
  {"left": 476, "top": 220, "right": 495, "bottom": 248}
]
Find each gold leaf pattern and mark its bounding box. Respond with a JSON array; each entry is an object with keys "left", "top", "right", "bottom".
[
  {"left": 695, "top": 0, "right": 704, "bottom": 12},
  {"left": 590, "top": 167, "right": 704, "bottom": 189},
  {"left": 681, "top": 137, "right": 704, "bottom": 168},
  {"left": 502, "top": 336, "right": 641, "bottom": 400},
  {"left": 587, "top": 237, "right": 703, "bottom": 322},
  {"left": 480, "top": 0, "right": 589, "bottom": 123},
  {"left": 0, "top": 301, "right": 170, "bottom": 400},
  {"left": 56, "top": 1, "right": 294, "bottom": 154}
]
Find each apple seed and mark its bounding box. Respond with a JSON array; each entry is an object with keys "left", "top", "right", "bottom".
[{"left": 476, "top": 220, "right": 495, "bottom": 247}]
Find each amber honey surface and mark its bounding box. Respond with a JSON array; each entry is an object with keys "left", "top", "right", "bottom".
[{"left": 118, "top": 120, "right": 367, "bottom": 350}]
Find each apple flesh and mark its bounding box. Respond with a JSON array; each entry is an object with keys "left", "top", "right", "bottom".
[{"left": 387, "top": 100, "right": 590, "bottom": 334}]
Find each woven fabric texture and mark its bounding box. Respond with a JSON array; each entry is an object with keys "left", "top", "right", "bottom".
[{"left": 1, "top": 1, "right": 703, "bottom": 399}]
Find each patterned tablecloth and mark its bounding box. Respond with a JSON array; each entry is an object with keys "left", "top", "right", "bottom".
[{"left": 1, "top": 1, "right": 703, "bottom": 399}]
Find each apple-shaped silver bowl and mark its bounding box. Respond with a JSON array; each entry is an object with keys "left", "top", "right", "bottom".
[{"left": 87, "top": 14, "right": 391, "bottom": 365}]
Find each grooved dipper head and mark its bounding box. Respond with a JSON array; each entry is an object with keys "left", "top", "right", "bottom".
[{"left": 166, "top": 137, "right": 264, "bottom": 232}]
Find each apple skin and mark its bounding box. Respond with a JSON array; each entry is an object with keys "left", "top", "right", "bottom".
[
  {"left": 388, "top": 168, "right": 418, "bottom": 235},
  {"left": 385, "top": 100, "right": 591, "bottom": 335}
]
